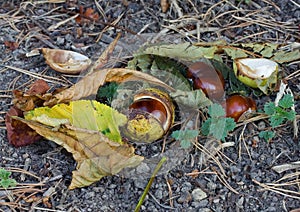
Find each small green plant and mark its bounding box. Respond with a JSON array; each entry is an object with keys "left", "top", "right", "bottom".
[
  {"left": 264, "top": 94, "right": 296, "bottom": 127},
  {"left": 0, "top": 168, "right": 17, "bottom": 189},
  {"left": 260, "top": 94, "right": 296, "bottom": 142},
  {"left": 96, "top": 82, "right": 119, "bottom": 105},
  {"left": 171, "top": 129, "right": 199, "bottom": 148},
  {"left": 201, "top": 103, "right": 236, "bottom": 141},
  {"left": 259, "top": 131, "right": 275, "bottom": 142}
]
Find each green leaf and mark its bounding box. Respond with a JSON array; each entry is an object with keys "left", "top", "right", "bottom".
[
  {"left": 201, "top": 104, "right": 236, "bottom": 141},
  {"left": 264, "top": 102, "right": 276, "bottom": 115},
  {"left": 223, "top": 47, "right": 248, "bottom": 59},
  {"left": 269, "top": 115, "right": 285, "bottom": 127},
  {"left": 263, "top": 95, "right": 296, "bottom": 128},
  {"left": 285, "top": 110, "right": 297, "bottom": 121},
  {"left": 0, "top": 178, "right": 17, "bottom": 189},
  {"left": 271, "top": 49, "right": 300, "bottom": 64},
  {"left": 278, "top": 94, "right": 294, "bottom": 108},
  {"left": 201, "top": 119, "right": 211, "bottom": 137},
  {"left": 171, "top": 130, "right": 199, "bottom": 149},
  {"left": 0, "top": 168, "right": 11, "bottom": 180},
  {"left": 259, "top": 131, "right": 275, "bottom": 142},
  {"left": 128, "top": 54, "right": 191, "bottom": 91},
  {"left": 209, "top": 103, "right": 225, "bottom": 118},
  {"left": 96, "top": 82, "right": 119, "bottom": 105},
  {"left": 180, "top": 139, "right": 192, "bottom": 149},
  {"left": 139, "top": 43, "right": 219, "bottom": 61},
  {"left": 25, "top": 100, "right": 127, "bottom": 143},
  {"left": 170, "top": 89, "right": 212, "bottom": 109}
]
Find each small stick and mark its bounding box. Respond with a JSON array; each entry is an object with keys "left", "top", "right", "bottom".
[{"left": 134, "top": 157, "right": 167, "bottom": 212}]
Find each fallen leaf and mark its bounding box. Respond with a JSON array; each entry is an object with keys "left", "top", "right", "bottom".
[
  {"left": 12, "top": 90, "right": 36, "bottom": 111},
  {"left": 127, "top": 54, "right": 191, "bottom": 91},
  {"left": 170, "top": 89, "right": 212, "bottom": 109},
  {"left": 140, "top": 43, "right": 219, "bottom": 61},
  {"left": 25, "top": 100, "right": 127, "bottom": 143},
  {"left": 4, "top": 40, "right": 19, "bottom": 50},
  {"left": 42, "top": 48, "right": 92, "bottom": 74},
  {"left": 44, "top": 68, "right": 174, "bottom": 106},
  {"left": 223, "top": 47, "right": 248, "bottom": 59},
  {"left": 5, "top": 106, "right": 41, "bottom": 147},
  {"left": 75, "top": 6, "right": 99, "bottom": 25},
  {"left": 12, "top": 80, "right": 50, "bottom": 111},
  {"left": 26, "top": 79, "right": 50, "bottom": 95},
  {"left": 14, "top": 116, "right": 143, "bottom": 189},
  {"left": 271, "top": 49, "right": 300, "bottom": 64}
]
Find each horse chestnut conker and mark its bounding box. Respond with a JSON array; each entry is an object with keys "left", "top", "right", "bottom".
[
  {"left": 224, "top": 94, "right": 256, "bottom": 122},
  {"left": 129, "top": 99, "right": 167, "bottom": 125},
  {"left": 187, "top": 62, "right": 225, "bottom": 100},
  {"left": 122, "top": 88, "right": 175, "bottom": 143}
]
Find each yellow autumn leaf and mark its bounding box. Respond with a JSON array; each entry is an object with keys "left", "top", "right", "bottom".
[
  {"left": 13, "top": 115, "right": 143, "bottom": 189},
  {"left": 25, "top": 100, "right": 127, "bottom": 143}
]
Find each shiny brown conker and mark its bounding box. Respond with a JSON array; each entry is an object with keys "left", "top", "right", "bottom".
[
  {"left": 224, "top": 94, "right": 257, "bottom": 122},
  {"left": 129, "top": 99, "right": 167, "bottom": 124},
  {"left": 187, "top": 62, "right": 225, "bottom": 100}
]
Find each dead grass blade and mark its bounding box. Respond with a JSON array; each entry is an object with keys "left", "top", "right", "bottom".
[
  {"left": 3, "top": 65, "right": 71, "bottom": 86},
  {"left": 253, "top": 172, "right": 300, "bottom": 200}
]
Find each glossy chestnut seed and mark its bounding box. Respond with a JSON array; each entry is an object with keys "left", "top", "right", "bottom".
[
  {"left": 225, "top": 94, "right": 257, "bottom": 122},
  {"left": 129, "top": 99, "right": 167, "bottom": 124},
  {"left": 187, "top": 62, "right": 225, "bottom": 100},
  {"left": 123, "top": 88, "right": 175, "bottom": 143}
]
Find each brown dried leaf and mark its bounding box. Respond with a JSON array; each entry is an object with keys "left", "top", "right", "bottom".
[
  {"left": 44, "top": 68, "right": 174, "bottom": 106},
  {"left": 5, "top": 107, "right": 41, "bottom": 147},
  {"left": 42, "top": 48, "right": 91, "bottom": 74},
  {"left": 75, "top": 6, "right": 99, "bottom": 25},
  {"left": 26, "top": 79, "right": 50, "bottom": 95},
  {"left": 12, "top": 80, "right": 50, "bottom": 111},
  {"left": 4, "top": 40, "right": 19, "bottom": 50},
  {"left": 14, "top": 117, "right": 143, "bottom": 189},
  {"left": 89, "top": 33, "right": 121, "bottom": 72}
]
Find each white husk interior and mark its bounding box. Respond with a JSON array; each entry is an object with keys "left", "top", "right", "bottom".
[{"left": 239, "top": 58, "right": 277, "bottom": 79}]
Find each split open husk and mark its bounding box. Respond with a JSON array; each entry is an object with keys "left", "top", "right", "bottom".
[
  {"left": 42, "top": 48, "right": 91, "bottom": 74},
  {"left": 233, "top": 58, "right": 278, "bottom": 94},
  {"left": 121, "top": 88, "right": 175, "bottom": 143}
]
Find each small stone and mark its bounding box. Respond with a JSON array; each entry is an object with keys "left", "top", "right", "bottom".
[
  {"left": 92, "top": 187, "right": 105, "bottom": 193},
  {"left": 236, "top": 196, "right": 244, "bottom": 208},
  {"left": 136, "top": 163, "right": 150, "bottom": 174},
  {"left": 207, "top": 181, "right": 217, "bottom": 191},
  {"left": 134, "top": 179, "right": 147, "bottom": 189},
  {"left": 22, "top": 153, "right": 29, "bottom": 159},
  {"left": 56, "top": 37, "right": 65, "bottom": 45},
  {"left": 266, "top": 206, "right": 277, "bottom": 211},
  {"left": 258, "top": 121, "right": 266, "bottom": 130},
  {"left": 181, "top": 182, "right": 192, "bottom": 191},
  {"left": 154, "top": 189, "right": 163, "bottom": 200},
  {"left": 192, "top": 188, "right": 207, "bottom": 201},
  {"left": 177, "top": 191, "right": 192, "bottom": 203},
  {"left": 84, "top": 191, "right": 95, "bottom": 199}
]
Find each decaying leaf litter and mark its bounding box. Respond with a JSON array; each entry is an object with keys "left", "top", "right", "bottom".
[{"left": 0, "top": 0, "right": 295, "bottom": 211}]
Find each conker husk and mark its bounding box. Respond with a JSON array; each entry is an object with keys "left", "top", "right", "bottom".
[{"left": 122, "top": 88, "right": 175, "bottom": 143}]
